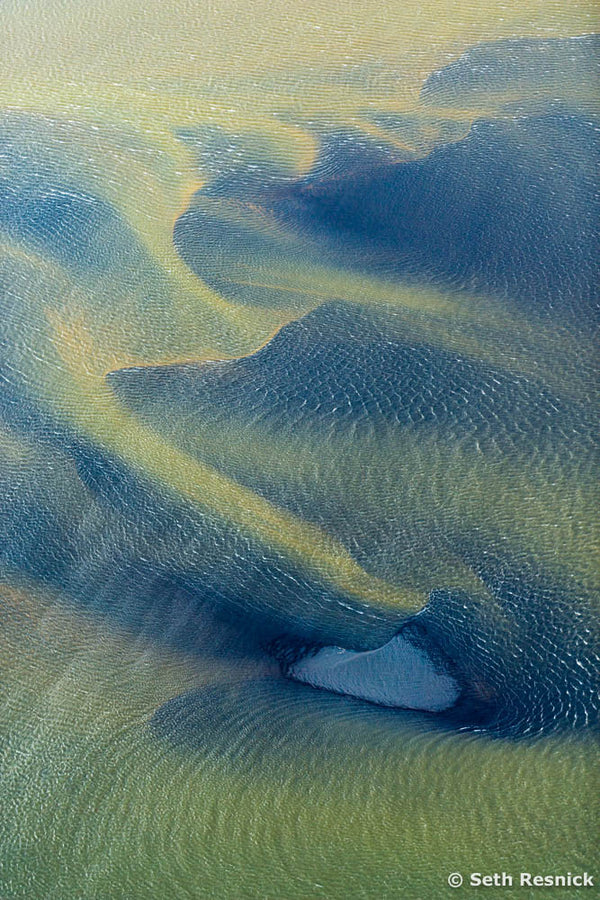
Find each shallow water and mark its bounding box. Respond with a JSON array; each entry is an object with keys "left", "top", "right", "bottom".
[{"left": 0, "top": 3, "right": 599, "bottom": 898}]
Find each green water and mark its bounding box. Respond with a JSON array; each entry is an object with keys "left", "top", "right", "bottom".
[{"left": 1, "top": 585, "right": 597, "bottom": 899}]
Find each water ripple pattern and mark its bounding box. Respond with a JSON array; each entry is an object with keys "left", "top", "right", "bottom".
[{"left": 0, "top": 5, "right": 598, "bottom": 899}]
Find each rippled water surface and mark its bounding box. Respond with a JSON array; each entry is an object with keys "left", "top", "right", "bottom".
[{"left": 0, "top": 1, "right": 598, "bottom": 897}]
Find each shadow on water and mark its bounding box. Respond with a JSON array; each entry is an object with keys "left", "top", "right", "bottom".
[
  {"left": 0, "top": 385, "right": 403, "bottom": 657},
  {"left": 175, "top": 113, "right": 599, "bottom": 328},
  {"left": 150, "top": 676, "right": 481, "bottom": 771}
]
